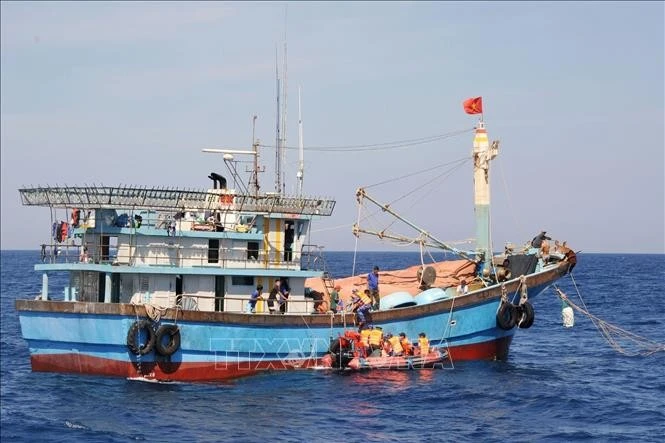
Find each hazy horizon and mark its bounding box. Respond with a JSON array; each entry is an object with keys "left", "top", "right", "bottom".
[{"left": 2, "top": 2, "right": 663, "bottom": 254}]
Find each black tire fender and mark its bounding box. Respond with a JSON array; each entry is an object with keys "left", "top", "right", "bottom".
[
  {"left": 155, "top": 324, "right": 181, "bottom": 356},
  {"left": 127, "top": 319, "right": 156, "bottom": 355},
  {"left": 496, "top": 303, "right": 517, "bottom": 330},
  {"left": 517, "top": 301, "right": 535, "bottom": 329}
]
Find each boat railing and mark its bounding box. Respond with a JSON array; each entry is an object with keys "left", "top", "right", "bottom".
[
  {"left": 39, "top": 241, "right": 306, "bottom": 270},
  {"left": 51, "top": 290, "right": 335, "bottom": 315}
]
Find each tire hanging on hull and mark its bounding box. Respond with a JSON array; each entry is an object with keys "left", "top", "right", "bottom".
[
  {"left": 496, "top": 303, "right": 517, "bottom": 330},
  {"left": 126, "top": 319, "right": 156, "bottom": 355},
  {"left": 154, "top": 324, "right": 181, "bottom": 356},
  {"left": 516, "top": 301, "right": 535, "bottom": 329}
]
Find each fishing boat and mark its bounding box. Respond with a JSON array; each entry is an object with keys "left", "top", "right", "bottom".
[{"left": 15, "top": 97, "right": 574, "bottom": 382}]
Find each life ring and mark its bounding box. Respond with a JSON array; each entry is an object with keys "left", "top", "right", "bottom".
[
  {"left": 126, "top": 319, "right": 156, "bottom": 355},
  {"left": 496, "top": 303, "right": 517, "bottom": 330},
  {"left": 155, "top": 324, "right": 181, "bottom": 356},
  {"left": 516, "top": 302, "right": 535, "bottom": 329}
]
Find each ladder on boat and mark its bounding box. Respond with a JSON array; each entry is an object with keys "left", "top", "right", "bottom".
[{"left": 322, "top": 271, "right": 336, "bottom": 298}]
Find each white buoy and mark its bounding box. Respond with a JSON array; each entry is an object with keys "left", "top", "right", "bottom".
[{"left": 562, "top": 306, "right": 575, "bottom": 328}]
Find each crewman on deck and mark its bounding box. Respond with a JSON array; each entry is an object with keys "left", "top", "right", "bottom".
[
  {"left": 330, "top": 285, "right": 341, "bottom": 312},
  {"left": 561, "top": 241, "right": 577, "bottom": 273},
  {"left": 267, "top": 280, "right": 280, "bottom": 314},
  {"left": 417, "top": 332, "right": 430, "bottom": 356},
  {"left": 399, "top": 332, "right": 413, "bottom": 356},
  {"left": 351, "top": 289, "right": 373, "bottom": 330}
]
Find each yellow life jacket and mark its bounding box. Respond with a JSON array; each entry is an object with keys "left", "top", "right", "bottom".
[
  {"left": 359, "top": 292, "right": 372, "bottom": 306},
  {"left": 419, "top": 337, "right": 430, "bottom": 355},
  {"left": 369, "top": 329, "right": 383, "bottom": 347},
  {"left": 360, "top": 329, "right": 371, "bottom": 346},
  {"left": 388, "top": 336, "right": 403, "bottom": 354}
]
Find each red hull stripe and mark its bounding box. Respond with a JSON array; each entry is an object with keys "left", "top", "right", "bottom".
[{"left": 30, "top": 336, "right": 513, "bottom": 381}]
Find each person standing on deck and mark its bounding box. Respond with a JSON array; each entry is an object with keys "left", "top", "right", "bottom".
[
  {"left": 330, "top": 285, "right": 341, "bottom": 313},
  {"left": 267, "top": 280, "right": 280, "bottom": 314},
  {"left": 249, "top": 284, "right": 263, "bottom": 313},
  {"left": 367, "top": 266, "right": 380, "bottom": 310},
  {"left": 278, "top": 279, "right": 290, "bottom": 314},
  {"left": 351, "top": 289, "right": 373, "bottom": 331},
  {"left": 531, "top": 231, "right": 551, "bottom": 249},
  {"left": 560, "top": 241, "right": 577, "bottom": 273}
]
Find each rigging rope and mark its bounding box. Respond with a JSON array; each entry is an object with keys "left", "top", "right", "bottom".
[
  {"left": 259, "top": 128, "right": 474, "bottom": 152},
  {"left": 553, "top": 283, "right": 665, "bottom": 357}
]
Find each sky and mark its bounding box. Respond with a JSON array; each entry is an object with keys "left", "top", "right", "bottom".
[{"left": 1, "top": 1, "right": 663, "bottom": 253}]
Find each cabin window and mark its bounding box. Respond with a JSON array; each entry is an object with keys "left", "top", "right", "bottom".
[
  {"left": 208, "top": 239, "right": 219, "bottom": 263},
  {"left": 231, "top": 276, "right": 254, "bottom": 286},
  {"left": 247, "top": 241, "right": 259, "bottom": 260},
  {"left": 139, "top": 275, "right": 149, "bottom": 293}
]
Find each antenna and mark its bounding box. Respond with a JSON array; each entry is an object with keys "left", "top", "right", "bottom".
[
  {"left": 297, "top": 86, "right": 304, "bottom": 195},
  {"left": 251, "top": 115, "right": 261, "bottom": 196}
]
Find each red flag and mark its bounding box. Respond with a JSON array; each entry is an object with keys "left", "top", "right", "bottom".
[{"left": 463, "top": 97, "right": 483, "bottom": 114}]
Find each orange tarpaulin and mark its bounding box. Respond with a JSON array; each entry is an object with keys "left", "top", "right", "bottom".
[
  {"left": 463, "top": 97, "right": 483, "bottom": 115},
  {"left": 305, "top": 259, "right": 477, "bottom": 305}
]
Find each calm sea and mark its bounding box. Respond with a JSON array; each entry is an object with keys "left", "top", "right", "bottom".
[{"left": 1, "top": 250, "right": 664, "bottom": 442}]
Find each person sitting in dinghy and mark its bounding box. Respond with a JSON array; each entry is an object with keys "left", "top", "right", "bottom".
[
  {"left": 399, "top": 332, "right": 413, "bottom": 356},
  {"left": 415, "top": 332, "right": 430, "bottom": 356}
]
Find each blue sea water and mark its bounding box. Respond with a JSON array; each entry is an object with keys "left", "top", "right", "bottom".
[{"left": 1, "top": 250, "right": 664, "bottom": 442}]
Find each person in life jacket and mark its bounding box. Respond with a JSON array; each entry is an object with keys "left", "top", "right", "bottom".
[
  {"left": 399, "top": 332, "right": 413, "bottom": 356},
  {"left": 368, "top": 326, "right": 383, "bottom": 354},
  {"left": 417, "top": 332, "right": 430, "bottom": 356},
  {"left": 360, "top": 328, "right": 372, "bottom": 357},
  {"left": 388, "top": 333, "right": 404, "bottom": 356},
  {"left": 351, "top": 289, "right": 373, "bottom": 330},
  {"left": 382, "top": 334, "right": 393, "bottom": 357}
]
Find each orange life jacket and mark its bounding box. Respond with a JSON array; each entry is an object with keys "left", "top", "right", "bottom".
[{"left": 400, "top": 338, "right": 412, "bottom": 355}]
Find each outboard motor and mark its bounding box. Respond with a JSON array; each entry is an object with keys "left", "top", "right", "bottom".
[{"left": 208, "top": 172, "right": 227, "bottom": 190}]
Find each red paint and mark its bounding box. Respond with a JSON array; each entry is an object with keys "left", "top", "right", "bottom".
[{"left": 30, "top": 336, "right": 513, "bottom": 382}]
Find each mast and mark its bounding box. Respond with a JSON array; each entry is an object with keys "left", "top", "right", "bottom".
[
  {"left": 274, "top": 48, "right": 281, "bottom": 194},
  {"left": 297, "top": 86, "right": 304, "bottom": 195},
  {"left": 280, "top": 39, "right": 288, "bottom": 195},
  {"left": 472, "top": 120, "right": 499, "bottom": 273}
]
